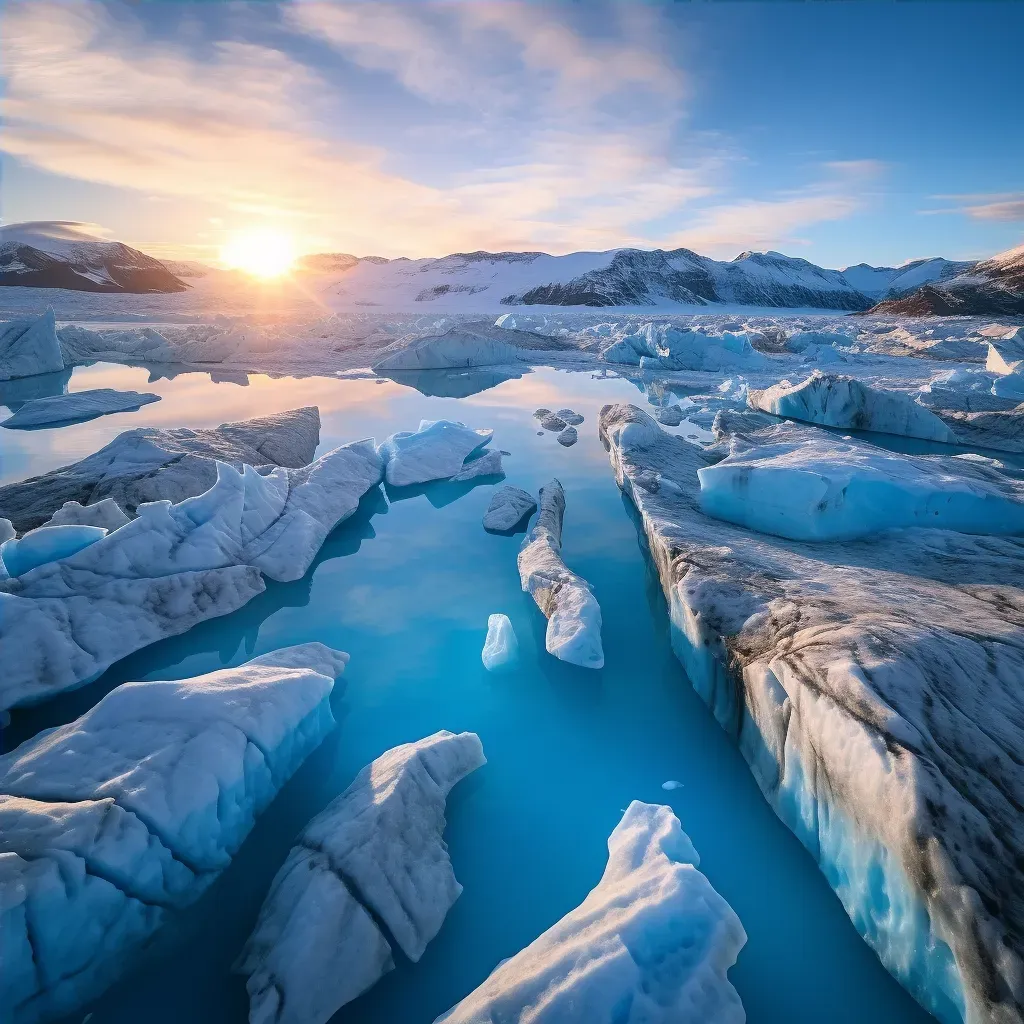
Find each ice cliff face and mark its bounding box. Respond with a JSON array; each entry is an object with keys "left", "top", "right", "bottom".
[
  {"left": 0, "top": 406, "right": 321, "bottom": 533},
  {"left": 436, "top": 801, "right": 746, "bottom": 1024},
  {"left": 599, "top": 402, "right": 1024, "bottom": 1024},
  {"left": 235, "top": 730, "right": 485, "bottom": 1024},
  {"left": 0, "top": 309, "right": 65, "bottom": 382},
  {"left": 0, "top": 643, "right": 347, "bottom": 1024}
]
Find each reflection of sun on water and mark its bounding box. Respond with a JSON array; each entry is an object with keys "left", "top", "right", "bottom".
[{"left": 220, "top": 229, "right": 296, "bottom": 278}]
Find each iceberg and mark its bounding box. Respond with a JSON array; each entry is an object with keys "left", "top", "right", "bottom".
[
  {"left": 599, "top": 401, "right": 1024, "bottom": 1024},
  {"left": 482, "top": 485, "right": 536, "bottom": 533},
  {"left": 0, "top": 406, "right": 322, "bottom": 533},
  {"left": 698, "top": 413, "right": 1024, "bottom": 542},
  {"left": 657, "top": 403, "right": 684, "bottom": 426},
  {"left": 0, "top": 309, "right": 64, "bottom": 381},
  {"left": 235, "top": 731, "right": 485, "bottom": 1024},
  {"left": 378, "top": 419, "right": 493, "bottom": 487},
  {"left": 1, "top": 388, "right": 161, "bottom": 429},
  {"left": 436, "top": 802, "right": 746, "bottom": 1024},
  {"left": 747, "top": 371, "right": 957, "bottom": 442},
  {"left": 43, "top": 497, "right": 131, "bottom": 531},
  {"left": 0, "top": 438, "right": 382, "bottom": 710},
  {"left": 372, "top": 329, "right": 521, "bottom": 371},
  {"left": 0, "top": 523, "right": 107, "bottom": 578},
  {"left": 481, "top": 613, "right": 518, "bottom": 670},
  {"left": 0, "top": 643, "right": 347, "bottom": 1024},
  {"left": 612, "top": 325, "right": 766, "bottom": 373},
  {"left": 58, "top": 324, "right": 240, "bottom": 365},
  {"left": 518, "top": 480, "right": 604, "bottom": 669}
]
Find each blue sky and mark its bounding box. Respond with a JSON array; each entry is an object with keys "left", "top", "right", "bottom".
[{"left": 1, "top": 1, "right": 1021, "bottom": 267}]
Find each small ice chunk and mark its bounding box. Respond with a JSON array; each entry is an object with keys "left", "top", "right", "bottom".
[
  {"left": 451, "top": 449, "right": 506, "bottom": 482},
  {"left": 533, "top": 408, "right": 552, "bottom": 419},
  {"left": 482, "top": 613, "right": 518, "bottom": 670},
  {"left": 378, "top": 419, "right": 492, "bottom": 487},
  {"left": 43, "top": 498, "right": 130, "bottom": 531},
  {"left": 657, "top": 404, "right": 684, "bottom": 426},
  {"left": 556, "top": 426, "right": 578, "bottom": 447},
  {"left": 662, "top": 780, "right": 684, "bottom": 791},
  {"left": 483, "top": 486, "right": 537, "bottom": 533},
  {"left": 557, "top": 408, "right": 584, "bottom": 426},
  {"left": 0, "top": 523, "right": 106, "bottom": 577},
  {"left": 540, "top": 413, "right": 567, "bottom": 432}
]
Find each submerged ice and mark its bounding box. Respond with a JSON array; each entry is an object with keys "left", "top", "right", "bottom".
[
  {"left": 481, "top": 613, "right": 518, "bottom": 670},
  {"left": 235, "top": 730, "right": 485, "bottom": 1024}
]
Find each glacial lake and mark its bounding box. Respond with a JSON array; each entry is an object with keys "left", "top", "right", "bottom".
[{"left": 0, "top": 361, "right": 935, "bottom": 1024}]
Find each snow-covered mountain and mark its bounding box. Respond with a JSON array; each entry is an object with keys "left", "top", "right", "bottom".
[
  {"left": 315, "top": 247, "right": 880, "bottom": 311},
  {"left": 840, "top": 257, "right": 974, "bottom": 299},
  {"left": 867, "top": 243, "right": 1024, "bottom": 316},
  {"left": 0, "top": 222, "right": 186, "bottom": 293}
]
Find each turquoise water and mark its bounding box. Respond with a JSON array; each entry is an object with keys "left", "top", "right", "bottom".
[{"left": 1, "top": 363, "right": 936, "bottom": 1024}]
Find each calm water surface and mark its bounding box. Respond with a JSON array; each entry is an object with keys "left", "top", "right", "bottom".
[{"left": 0, "top": 363, "right": 934, "bottom": 1024}]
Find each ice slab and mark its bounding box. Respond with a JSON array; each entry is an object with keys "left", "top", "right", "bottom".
[
  {"left": 235, "top": 731, "right": 485, "bottom": 1024},
  {"left": 483, "top": 485, "right": 536, "bottom": 533},
  {"left": 0, "top": 309, "right": 64, "bottom": 381},
  {"left": 0, "top": 643, "right": 346, "bottom": 1024},
  {"left": 0, "top": 523, "right": 107, "bottom": 578},
  {"left": 600, "top": 401, "right": 1024, "bottom": 1024},
  {"left": 556, "top": 426, "right": 578, "bottom": 446},
  {"left": 604, "top": 324, "right": 766, "bottom": 372},
  {"left": 481, "top": 613, "right": 518, "bottom": 670},
  {"left": 698, "top": 413, "right": 1024, "bottom": 542},
  {"left": 0, "top": 406, "right": 321, "bottom": 533},
  {"left": 748, "top": 371, "right": 957, "bottom": 442},
  {"left": 518, "top": 480, "right": 604, "bottom": 669},
  {"left": 43, "top": 497, "right": 130, "bottom": 532},
  {"left": 436, "top": 802, "right": 746, "bottom": 1024},
  {"left": 450, "top": 449, "right": 506, "bottom": 482},
  {"left": 378, "top": 419, "right": 492, "bottom": 488},
  {"left": 0, "top": 438, "right": 382, "bottom": 710},
  {"left": 372, "top": 330, "right": 522, "bottom": 371},
  {"left": 1, "top": 388, "right": 161, "bottom": 429}
]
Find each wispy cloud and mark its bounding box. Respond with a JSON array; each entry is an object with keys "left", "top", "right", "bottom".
[{"left": 923, "top": 192, "right": 1024, "bottom": 223}]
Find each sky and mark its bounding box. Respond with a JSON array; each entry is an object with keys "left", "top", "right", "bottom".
[{"left": 1, "top": 0, "right": 1022, "bottom": 269}]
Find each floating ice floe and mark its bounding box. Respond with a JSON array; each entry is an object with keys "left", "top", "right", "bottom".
[
  {"left": 535, "top": 408, "right": 566, "bottom": 431},
  {"left": 450, "top": 449, "right": 506, "bottom": 482},
  {"left": 557, "top": 408, "right": 584, "bottom": 425},
  {"left": 599, "top": 401, "right": 1024, "bottom": 1023},
  {"left": 378, "top": 419, "right": 493, "bottom": 487},
  {"left": 698, "top": 412, "right": 1024, "bottom": 542},
  {"left": 556, "top": 426, "right": 578, "bottom": 446},
  {"left": 481, "top": 613, "right": 518, "bottom": 670},
  {"left": 0, "top": 406, "right": 321, "bottom": 533},
  {"left": 602, "top": 324, "right": 765, "bottom": 373},
  {"left": 42, "top": 497, "right": 131, "bottom": 531},
  {"left": 0, "top": 437, "right": 382, "bottom": 710},
  {"left": 518, "top": 479, "right": 604, "bottom": 669},
  {"left": 657, "top": 404, "right": 684, "bottom": 426},
  {"left": 748, "top": 371, "right": 957, "bottom": 442},
  {"left": 0, "top": 309, "right": 64, "bottom": 381},
  {"left": 372, "top": 329, "right": 522, "bottom": 371},
  {"left": 482, "top": 485, "right": 537, "bottom": 533},
  {"left": 235, "top": 731, "right": 485, "bottom": 1024},
  {"left": 0, "top": 523, "right": 107, "bottom": 578},
  {"left": 436, "top": 802, "right": 746, "bottom": 1024},
  {"left": 1, "top": 388, "right": 161, "bottom": 429},
  {"left": 0, "top": 643, "right": 347, "bottom": 1024}
]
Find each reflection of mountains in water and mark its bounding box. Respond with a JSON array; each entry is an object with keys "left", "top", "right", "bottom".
[{"left": 378, "top": 365, "right": 524, "bottom": 398}]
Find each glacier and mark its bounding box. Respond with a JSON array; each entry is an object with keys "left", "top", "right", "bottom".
[
  {"left": 372, "top": 329, "right": 522, "bottom": 371},
  {"left": 378, "top": 419, "right": 493, "bottom": 488},
  {"left": 518, "top": 479, "right": 604, "bottom": 669},
  {"left": 697, "top": 412, "right": 1024, "bottom": 542},
  {"left": 0, "top": 643, "right": 347, "bottom": 1024},
  {"left": 435, "top": 801, "right": 746, "bottom": 1024},
  {"left": 234, "top": 730, "right": 485, "bottom": 1024},
  {"left": 0, "top": 523, "right": 107, "bottom": 578},
  {"left": 481, "top": 613, "right": 518, "bottom": 670},
  {"left": 0, "top": 309, "right": 64, "bottom": 381},
  {"left": 2, "top": 387, "right": 161, "bottom": 429},
  {"left": 599, "top": 401, "right": 1024, "bottom": 1024},
  {"left": 747, "top": 371, "right": 957, "bottom": 442},
  {"left": 0, "top": 406, "right": 322, "bottom": 533},
  {"left": 0, "top": 437, "right": 382, "bottom": 710},
  {"left": 482, "top": 485, "right": 537, "bottom": 533}
]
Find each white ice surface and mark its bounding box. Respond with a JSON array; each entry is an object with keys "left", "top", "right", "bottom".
[
  {"left": 43, "top": 498, "right": 130, "bottom": 532},
  {"left": 482, "top": 485, "right": 537, "bottom": 532},
  {"left": 450, "top": 449, "right": 506, "bottom": 482},
  {"left": 0, "top": 643, "right": 347, "bottom": 1024},
  {"left": 0, "top": 310, "right": 65, "bottom": 381},
  {"left": 378, "top": 419, "right": 493, "bottom": 487},
  {"left": 372, "top": 329, "right": 522, "bottom": 371},
  {"left": 0, "top": 523, "right": 107, "bottom": 578},
  {"left": 235, "top": 731, "right": 485, "bottom": 1024},
  {"left": 603, "top": 324, "right": 766, "bottom": 373},
  {"left": 436, "top": 801, "right": 746, "bottom": 1024},
  {"left": 748, "top": 371, "right": 957, "bottom": 442},
  {"left": 1, "top": 388, "right": 161, "bottom": 429},
  {"left": 481, "top": 613, "right": 518, "bottom": 670},
  {"left": 518, "top": 480, "right": 604, "bottom": 669}
]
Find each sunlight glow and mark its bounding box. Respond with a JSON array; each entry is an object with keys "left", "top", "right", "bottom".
[{"left": 220, "top": 229, "right": 296, "bottom": 278}]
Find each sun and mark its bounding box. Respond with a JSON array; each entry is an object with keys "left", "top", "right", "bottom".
[{"left": 220, "top": 229, "right": 296, "bottom": 278}]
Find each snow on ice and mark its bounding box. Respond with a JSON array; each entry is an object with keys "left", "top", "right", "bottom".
[
  {"left": 378, "top": 419, "right": 493, "bottom": 488},
  {"left": 235, "top": 731, "right": 485, "bottom": 1024},
  {"left": 0, "top": 643, "right": 347, "bottom": 1024},
  {"left": 599, "top": 401, "right": 1024, "bottom": 1024},
  {"left": 42, "top": 498, "right": 130, "bottom": 532},
  {"left": 518, "top": 479, "right": 604, "bottom": 669},
  {"left": 481, "top": 613, "right": 518, "bottom": 670},
  {"left": 2, "top": 388, "right": 161, "bottom": 429},
  {"left": 436, "top": 802, "right": 746, "bottom": 1024}
]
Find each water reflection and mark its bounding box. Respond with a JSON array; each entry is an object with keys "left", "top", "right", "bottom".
[
  {"left": 0, "top": 367, "right": 73, "bottom": 411},
  {"left": 378, "top": 366, "right": 524, "bottom": 398}
]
